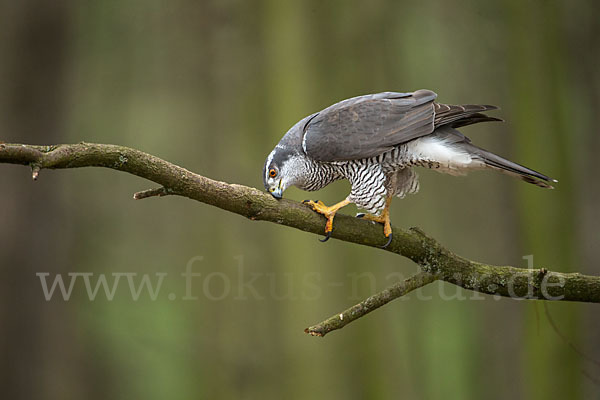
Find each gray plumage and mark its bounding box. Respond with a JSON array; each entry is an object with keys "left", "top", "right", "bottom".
[{"left": 263, "top": 89, "right": 555, "bottom": 216}]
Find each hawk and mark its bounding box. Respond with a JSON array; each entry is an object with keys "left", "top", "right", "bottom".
[{"left": 263, "top": 90, "right": 555, "bottom": 247}]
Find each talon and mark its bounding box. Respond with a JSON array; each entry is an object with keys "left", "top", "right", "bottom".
[
  {"left": 380, "top": 233, "right": 393, "bottom": 249},
  {"left": 303, "top": 199, "right": 311, "bottom": 204},
  {"left": 304, "top": 199, "right": 351, "bottom": 243},
  {"left": 356, "top": 213, "right": 365, "bottom": 218},
  {"left": 319, "top": 231, "right": 332, "bottom": 242}
]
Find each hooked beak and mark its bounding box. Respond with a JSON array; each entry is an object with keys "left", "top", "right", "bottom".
[
  {"left": 269, "top": 180, "right": 283, "bottom": 199},
  {"left": 269, "top": 187, "right": 283, "bottom": 199}
]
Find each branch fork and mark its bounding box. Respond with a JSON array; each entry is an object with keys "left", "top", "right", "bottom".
[{"left": 1, "top": 142, "right": 598, "bottom": 337}]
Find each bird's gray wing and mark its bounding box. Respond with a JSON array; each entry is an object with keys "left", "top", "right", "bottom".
[{"left": 302, "top": 90, "right": 437, "bottom": 161}]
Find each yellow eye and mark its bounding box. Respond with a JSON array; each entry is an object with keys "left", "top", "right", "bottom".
[{"left": 269, "top": 168, "right": 277, "bottom": 178}]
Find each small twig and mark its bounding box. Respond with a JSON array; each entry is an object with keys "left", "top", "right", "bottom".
[
  {"left": 133, "top": 187, "right": 170, "bottom": 200},
  {"left": 581, "top": 368, "right": 600, "bottom": 387},
  {"left": 1, "top": 142, "right": 599, "bottom": 336},
  {"left": 543, "top": 302, "right": 600, "bottom": 368},
  {"left": 31, "top": 164, "right": 40, "bottom": 181},
  {"left": 305, "top": 271, "right": 437, "bottom": 337}
]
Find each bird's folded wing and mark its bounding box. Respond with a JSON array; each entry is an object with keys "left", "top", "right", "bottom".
[{"left": 302, "top": 90, "right": 437, "bottom": 162}]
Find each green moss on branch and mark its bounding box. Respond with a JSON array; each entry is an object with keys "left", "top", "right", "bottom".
[{"left": 1, "top": 142, "right": 598, "bottom": 336}]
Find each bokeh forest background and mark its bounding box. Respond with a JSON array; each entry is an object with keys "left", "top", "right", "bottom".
[{"left": 1, "top": 1, "right": 599, "bottom": 399}]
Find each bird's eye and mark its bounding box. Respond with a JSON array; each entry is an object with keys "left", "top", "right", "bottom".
[{"left": 269, "top": 168, "right": 277, "bottom": 178}]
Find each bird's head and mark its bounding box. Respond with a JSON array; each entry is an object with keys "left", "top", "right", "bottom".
[
  {"left": 263, "top": 113, "right": 316, "bottom": 199},
  {"left": 263, "top": 145, "right": 301, "bottom": 199}
]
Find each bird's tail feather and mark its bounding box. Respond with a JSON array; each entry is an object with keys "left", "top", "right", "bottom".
[
  {"left": 471, "top": 147, "right": 556, "bottom": 189},
  {"left": 431, "top": 126, "right": 556, "bottom": 189}
]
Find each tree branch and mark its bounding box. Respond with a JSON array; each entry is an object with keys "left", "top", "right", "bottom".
[
  {"left": 1, "top": 142, "right": 599, "bottom": 337},
  {"left": 133, "top": 186, "right": 171, "bottom": 200},
  {"left": 305, "top": 271, "right": 438, "bottom": 336}
]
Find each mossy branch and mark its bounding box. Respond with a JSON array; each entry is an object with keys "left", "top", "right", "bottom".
[{"left": 1, "top": 142, "right": 599, "bottom": 337}]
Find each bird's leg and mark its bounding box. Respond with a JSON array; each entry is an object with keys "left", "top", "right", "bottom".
[
  {"left": 302, "top": 199, "right": 351, "bottom": 242},
  {"left": 356, "top": 195, "right": 393, "bottom": 248}
]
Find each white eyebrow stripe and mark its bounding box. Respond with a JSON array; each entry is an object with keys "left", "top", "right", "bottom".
[
  {"left": 265, "top": 149, "right": 276, "bottom": 180},
  {"left": 302, "top": 134, "right": 308, "bottom": 154}
]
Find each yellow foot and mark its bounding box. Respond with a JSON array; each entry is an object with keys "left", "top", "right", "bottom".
[
  {"left": 303, "top": 199, "right": 350, "bottom": 242},
  {"left": 356, "top": 212, "right": 393, "bottom": 248}
]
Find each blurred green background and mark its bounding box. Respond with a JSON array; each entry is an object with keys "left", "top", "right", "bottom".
[{"left": 1, "top": 0, "right": 599, "bottom": 399}]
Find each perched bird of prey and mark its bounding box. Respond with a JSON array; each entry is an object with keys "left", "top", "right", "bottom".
[{"left": 263, "top": 90, "right": 556, "bottom": 247}]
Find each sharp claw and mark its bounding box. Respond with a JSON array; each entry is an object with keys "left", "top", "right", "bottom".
[
  {"left": 356, "top": 213, "right": 365, "bottom": 218},
  {"left": 303, "top": 199, "right": 311, "bottom": 204},
  {"left": 319, "top": 231, "right": 332, "bottom": 242},
  {"left": 380, "top": 233, "right": 393, "bottom": 249}
]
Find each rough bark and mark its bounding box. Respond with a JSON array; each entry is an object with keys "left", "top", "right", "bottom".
[{"left": 1, "top": 142, "right": 599, "bottom": 336}]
